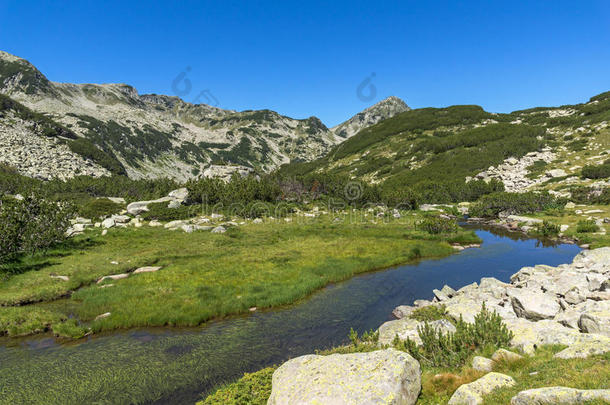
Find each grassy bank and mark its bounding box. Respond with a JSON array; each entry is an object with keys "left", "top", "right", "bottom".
[
  {"left": 524, "top": 204, "right": 609, "bottom": 248},
  {"left": 0, "top": 213, "right": 478, "bottom": 338}
]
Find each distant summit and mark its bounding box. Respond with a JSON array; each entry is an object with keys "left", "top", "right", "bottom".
[{"left": 332, "top": 96, "right": 411, "bottom": 139}]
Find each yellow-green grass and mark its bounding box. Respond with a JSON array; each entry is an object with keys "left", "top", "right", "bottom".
[
  {"left": 526, "top": 204, "right": 610, "bottom": 248},
  {"left": 0, "top": 214, "right": 478, "bottom": 337},
  {"left": 199, "top": 346, "right": 610, "bottom": 405}
]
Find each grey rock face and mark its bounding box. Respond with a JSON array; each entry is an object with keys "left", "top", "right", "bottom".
[{"left": 267, "top": 349, "right": 421, "bottom": 405}]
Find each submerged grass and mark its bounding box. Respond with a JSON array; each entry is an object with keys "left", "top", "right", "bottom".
[{"left": 0, "top": 214, "right": 477, "bottom": 337}]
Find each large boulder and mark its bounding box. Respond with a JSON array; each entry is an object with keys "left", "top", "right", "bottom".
[
  {"left": 553, "top": 334, "right": 610, "bottom": 359},
  {"left": 448, "top": 372, "right": 515, "bottom": 405},
  {"left": 504, "top": 318, "right": 585, "bottom": 355},
  {"left": 578, "top": 309, "right": 610, "bottom": 336},
  {"left": 510, "top": 387, "right": 610, "bottom": 404},
  {"left": 267, "top": 349, "right": 421, "bottom": 405},
  {"left": 168, "top": 187, "right": 188, "bottom": 202},
  {"left": 378, "top": 318, "right": 455, "bottom": 346},
  {"left": 509, "top": 289, "right": 560, "bottom": 320}
]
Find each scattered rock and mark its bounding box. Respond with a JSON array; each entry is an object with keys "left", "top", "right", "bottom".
[
  {"left": 472, "top": 356, "right": 495, "bottom": 372},
  {"left": 50, "top": 275, "right": 69, "bottom": 281},
  {"left": 101, "top": 218, "right": 115, "bottom": 229},
  {"left": 133, "top": 266, "right": 162, "bottom": 274},
  {"left": 96, "top": 273, "right": 129, "bottom": 284},
  {"left": 491, "top": 348, "right": 523, "bottom": 362},
  {"left": 94, "top": 312, "right": 111, "bottom": 321},
  {"left": 211, "top": 226, "right": 226, "bottom": 234},
  {"left": 448, "top": 372, "right": 515, "bottom": 405}
]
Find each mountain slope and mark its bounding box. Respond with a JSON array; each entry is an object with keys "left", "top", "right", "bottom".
[
  {"left": 0, "top": 51, "right": 408, "bottom": 180},
  {"left": 279, "top": 93, "right": 610, "bottom": 197}
]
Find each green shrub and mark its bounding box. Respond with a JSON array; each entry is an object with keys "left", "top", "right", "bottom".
[
  {"left": 417, "top": 216, "right": 460, "bottom": 234},
  {"left": 576, "top": 220, "right": 600, "bottom": 233},
  {"left": 199, "top": 367, "right": 275, "bottom": 405},
  {"left": 393, "top": 304, "right": 513, "bottom": 367},
  {"left": 581, "top": 160, "right": 610, "bottom": 179},
  {"left": 348, "top": 328, "right": 379, "bottom": 348},
  {"left": 78, "top": 198, "right": 122, "bottom": 220},
  {"left": 140, "top": 202, "right": 200, "bottom": 221},
  {"left": 0, "top": 195, "right": 73, "bottom": 265},
  {"left": 409, "top": 304, "right": 450, "bottom": 322},
  {"left": 532, "top": 220, "right": 561, "bottom": 237},
  {"left": 469, "top": 192, "right": 565, "bottom": 218},
  {"left": 52, "top": 319, "right": 88, "bottom": 339},
  {"left": 380, "top": 188, "right": 419, "bottom": 209},
  {"left": 569, "top": 186, "right": 610, "bottom": 205}
]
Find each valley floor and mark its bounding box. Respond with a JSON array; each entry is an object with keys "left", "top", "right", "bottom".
[{"left": 0, "top": 212, "right": 478, "bottom": 339}]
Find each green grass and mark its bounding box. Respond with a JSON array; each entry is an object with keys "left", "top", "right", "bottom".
[
  {"left": 409, "top": 304, "right": 451, "bottom": 322},
  {"left": 526, "top": 204, "right": 609, "bottom": 248},
  {"left": 0, "top": 214, "right": 477, "bottom": 337},
  {"left": 199, "top": 367, "right": 275, "bottom": 405},
  {"left": 482, "top": 346, "right": 610, "bottom": 404}
]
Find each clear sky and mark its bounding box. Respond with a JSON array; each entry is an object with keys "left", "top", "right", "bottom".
[{"left": 1, "top": 1, "right": 609, "bottom": 126}]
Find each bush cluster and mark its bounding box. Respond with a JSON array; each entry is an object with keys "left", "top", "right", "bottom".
[
  {"left": 417, "top": 216, "right": 460, "bottom": 234},
  {"left": 469, "top": 192, "right": 566, "bottom": 218},
  {"left": 0, "top": 195, "right": 73, "bottom": 265},
  {"left": 569, "top": 186, "right": 610, "bottom": 205},
  {"left": 394, "top": 304, "right": 513, "bottom": 367},
  {"left": 532, "top": 220, "right": 561, "bottom": 237},
  {"left": 581, "top": 159, "right": 610, "bottom": 179},
  {"left": 576, "top": 220, "right": 600, "bottom": 233}
]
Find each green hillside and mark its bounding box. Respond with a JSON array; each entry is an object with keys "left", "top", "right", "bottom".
[{"left": 278, "top": 92, "right": 610, "bottom": 201}]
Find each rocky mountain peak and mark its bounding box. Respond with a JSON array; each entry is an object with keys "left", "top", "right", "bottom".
[
  {"left": 332, "top": 96, "right": 410, "bottom": 139},
  {"left": 0, "top": 51, "right": 54, "bottom": 96}
]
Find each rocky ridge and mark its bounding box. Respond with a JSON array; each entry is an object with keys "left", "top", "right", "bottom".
[{"left": 0, "top": 50, "right": 408, "bottom": 181}]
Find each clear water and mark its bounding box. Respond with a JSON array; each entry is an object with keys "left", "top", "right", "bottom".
[{"left": 0, "top": 227, "right": 580, "bottom": 405}]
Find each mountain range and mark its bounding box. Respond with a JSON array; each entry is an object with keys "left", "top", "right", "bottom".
[{"left": 0, "top": 50, "right": 409, "bottom": 180}]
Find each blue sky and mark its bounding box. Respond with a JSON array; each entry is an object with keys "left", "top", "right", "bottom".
[{"left": 1, "top": 1, "right": 609, "bottom": 126}]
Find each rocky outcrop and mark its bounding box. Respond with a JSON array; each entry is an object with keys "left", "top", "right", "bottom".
[
  {"left": 267, "top": 349, "right": 421, "bottom": 405},
  {"left": 201, "top": 165, "right": 254, "bottom": 181},
  {"left": 471, "top": 148, "right": 556, "bottom": 192},
  {"left": 388, "top": 247, "right": 610, "bottom": 356},
  {"left": 0, "top": 111, "right": 110, "bottom": 180},
  {"left": 510, "top": 387, "right": 610, "bottom": 404}
]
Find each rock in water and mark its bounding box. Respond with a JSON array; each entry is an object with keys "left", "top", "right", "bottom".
[
  {"left": 267, "top": 349, "right": 421, "bottom": 405},
  {"left": 510, "top": 387, "right": 610, "bottom": 404}
]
